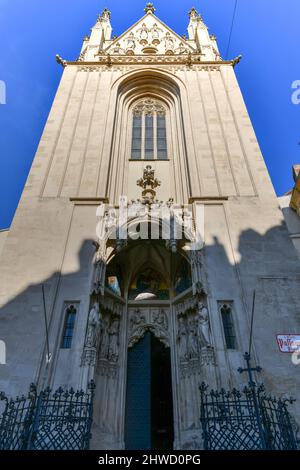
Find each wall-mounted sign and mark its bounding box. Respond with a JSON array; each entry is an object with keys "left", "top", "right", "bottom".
[{"left": 276, "top": 334, "right": 300, "bottom": 353}]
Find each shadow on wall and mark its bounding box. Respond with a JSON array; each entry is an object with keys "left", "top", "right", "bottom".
[
  {"left": 0, "top": 220, "right": 300, "bottom": 399},
  {"left": 0, "top": 240, "right": 95, "bottom": 395}
]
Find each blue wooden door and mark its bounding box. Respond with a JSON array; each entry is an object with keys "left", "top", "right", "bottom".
[{"left": 125, "top": 332, "right": 152, "bottom": 450}]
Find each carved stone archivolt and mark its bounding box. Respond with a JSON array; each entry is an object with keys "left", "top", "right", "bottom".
[{"left": 128, "top": 307, "right": 170, "bottom": 348}]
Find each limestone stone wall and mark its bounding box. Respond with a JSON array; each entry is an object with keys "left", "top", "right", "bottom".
[{"left": 20, "top": 65, "right": 276, "bottom": 204}]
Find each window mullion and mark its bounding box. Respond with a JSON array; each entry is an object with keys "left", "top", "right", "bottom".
[
  {"left": 153, "top": 112, "right": 157, "bottom": 160},
  {"left": 141, "top": 111, "right": 145, "bottom": 160}
]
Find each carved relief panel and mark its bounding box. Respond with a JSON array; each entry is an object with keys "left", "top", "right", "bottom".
[
  {"left": 97, "top": 299, "right": 123, "bottom": 378},
  {"left": 175, "top": 297, "right": 215, "bottom": 378},
  {"left": 104, "top": 15, "right": 195, "bottom": 57},
  {"left": 174, "top": 295, "right": 216, "bottom": 449},
  {"left": 128, "top": 306, "right": 170, "bottom": 348}
]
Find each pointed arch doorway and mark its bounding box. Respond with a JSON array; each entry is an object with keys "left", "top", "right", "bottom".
[
  {"left": 125, "top": 331, "right": 174, "bottom": 450},
  {"left": 100, "top": 237, "right": 194, "bottom": 450}
]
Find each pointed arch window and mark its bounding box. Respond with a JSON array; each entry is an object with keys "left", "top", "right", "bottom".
[
  {"left": 219, "top": 303, "right": 237, "bottom": 350},
  {"left": 61, "top": 304, "right": 77, "bottom": 349},
  {"left": 131, "top": 99, "right": 168, "bottom": 160}
]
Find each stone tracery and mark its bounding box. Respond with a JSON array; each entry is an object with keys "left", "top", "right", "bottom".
[{"left": 132, "top": 98, "right": 166, "bottom": 117}]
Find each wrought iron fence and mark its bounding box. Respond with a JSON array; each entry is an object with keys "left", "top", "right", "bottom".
[
  {"left": 0, "top": 384, "right": 37, "bottom": 450},
  {"left": 0, "top": 382, "right": 95, "bottom": 450},
  {"left": 200, "top": 383, "right": 298, "bottom": 450}
]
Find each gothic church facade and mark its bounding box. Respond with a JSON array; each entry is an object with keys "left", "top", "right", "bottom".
[{"left": 0, "top": 5, "right": 300, "bottom": 450}]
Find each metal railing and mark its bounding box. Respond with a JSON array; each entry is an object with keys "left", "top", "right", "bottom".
[
  {"left": 0, "top": 382, "right": 95, "bottom": 450},
  {"left": 200, "top": 383, "right": 298, "bottom": 450}
]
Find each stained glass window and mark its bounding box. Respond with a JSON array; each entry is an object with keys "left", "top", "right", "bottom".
[
  {"left": 131, "top": 115, "right": 142, "bottom": 160},
  {"left": 131, "top": 99, "right": 167, "bottom": 160},
  {"left": 220, "top": 304, "right": 237, "bottom": 350},
  {"left": 61, "top": 305, "right": 77, "bottom": 349},
  {"left": 157, "top": 115, "right": 167, "bottom": 160}
]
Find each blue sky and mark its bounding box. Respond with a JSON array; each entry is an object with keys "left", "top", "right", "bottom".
[{"left": 0, "top": 0, "right": 299, "bottom": 229}]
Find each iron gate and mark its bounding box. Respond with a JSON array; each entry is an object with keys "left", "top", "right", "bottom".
[
  {"left": 0, "top": 382, "right": 95, "bottom": 450},
  {"left": 200, "top": 383, "right": 298, "bottom": 450}
]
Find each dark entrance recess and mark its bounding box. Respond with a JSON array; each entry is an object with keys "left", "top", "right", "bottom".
[{"left": 125, "top": 332, "right": 174, "bottom": 450}]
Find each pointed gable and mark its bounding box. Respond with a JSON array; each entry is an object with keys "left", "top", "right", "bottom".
[{"left": 104, "top": 11, "right": 195, "bottom": 56}]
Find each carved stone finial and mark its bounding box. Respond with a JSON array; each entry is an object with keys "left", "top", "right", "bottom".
[
  {"left": 101, "top": 8, "right": 111, "bottom": 20},
  {"left": 145, "top": 3, "right": 156, "bottom": 14},
  {"left": 137, "top": 165, "right": 161, "bottom": 204},
  {"left": 189, "top": 7, "right": 201, "bottom": 19}
]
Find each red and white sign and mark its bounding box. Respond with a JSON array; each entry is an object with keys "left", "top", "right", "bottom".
[{"left": 276, "top": 334, "right": 300, "bottom": 353}]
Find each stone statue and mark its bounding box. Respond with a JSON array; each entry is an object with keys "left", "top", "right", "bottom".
[
  {"left": 194, "top": 280, "right": 205, "bottom": 296},
  {"left": 140, "top": 24, "right": 148, "bottom": 41},
  {"left": 165, "top": 33, "right": 174, "bottom": 50},
  {"left": 85, "top": 303, "right": 101, "bottom": 349},
  {"left": 108, "top": 317, "right": 120, "bottom": 362},
  {"left": 127, "top": 33, "right": 136, "bottom": 50},
  {"left": 197, "top": 303, "right": 211, "bottom": 347},
  {"left": 104, "top": 208, "right": 117, "bottom": 230},
  {"left": 92, "top": 250, "right": 106, "bottom": 295},
  {"left": 187, "top": 319, "right": 198, "bottom": 359},
  {"left": 99, "top": 317, "right": 110, "bottom": 359},
  {"left": 177, "top": 317, "right": 188, "bottom": 361},
  {"left": 151, "top": 24, "right": 160, "bottom": 40},
  {"left": 153, "top": 309, "right": 168, "bottom": 330},
  {"left": 112, "top": 42, "right": 123, "bottom": 54},
  {"left": 130, "top": 309, "right": 146, "bottom": 330}
]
